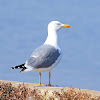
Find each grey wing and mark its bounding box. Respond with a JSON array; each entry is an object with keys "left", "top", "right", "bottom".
[
  {"left": 26, "top": 57, "right": 36, "bottom": 65},
  {"left": 25, "top": 44, "right": 60, "bottom": 69}
]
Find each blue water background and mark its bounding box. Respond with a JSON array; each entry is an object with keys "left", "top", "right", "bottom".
[{"left": 0, "top": 0, "right": 100, "bottom": 90}]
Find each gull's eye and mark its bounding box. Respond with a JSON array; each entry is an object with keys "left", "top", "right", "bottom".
[{"left": 57, "top": 23, "right": 60, "bottom": 25}]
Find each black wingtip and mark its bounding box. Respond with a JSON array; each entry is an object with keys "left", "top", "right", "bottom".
[
  {"left": 11, "top": 67, "right": 15, "bottom": 69},
  {"left": 11, "top": 63, "right": 25, "bottom": 70}
]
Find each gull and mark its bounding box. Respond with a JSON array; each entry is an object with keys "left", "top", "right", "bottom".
[{"left": 11, "top": 21, "right": 70, "bottom": 86}]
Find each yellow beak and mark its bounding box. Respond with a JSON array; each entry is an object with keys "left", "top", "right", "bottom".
[{"left": 62, "top": 24, "right": 71, "bottom": 28}]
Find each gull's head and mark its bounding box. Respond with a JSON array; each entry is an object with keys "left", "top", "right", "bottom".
[{"left": 48, "top": 21, "right": 70, "bottom": 32}]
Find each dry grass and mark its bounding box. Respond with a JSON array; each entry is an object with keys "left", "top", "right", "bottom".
[
  {"left": 0, "top": 81, "right": 100, "bottom": 100},
  {"left": 0, "top": 82, "right": 33, "bottom": 100}
]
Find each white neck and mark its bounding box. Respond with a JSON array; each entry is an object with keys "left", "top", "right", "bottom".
[{"left": 44, "top": 29, "right": 59, "bottom": 48}]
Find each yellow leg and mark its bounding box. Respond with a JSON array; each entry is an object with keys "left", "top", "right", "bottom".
[
  {"left": 38, "top": 72, "right": 41, "bottom": 85},
  {"left": 48, "top": 72, "right": 52, "bottom": 86},
  {"left": 38, "top": 72, "right": 47, "bottom": 86}
]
